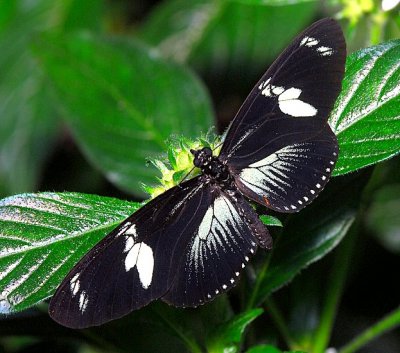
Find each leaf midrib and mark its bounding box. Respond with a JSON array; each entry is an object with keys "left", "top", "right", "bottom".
[{"left": 0, "top": 218, "right": 122, "bottom": 259}]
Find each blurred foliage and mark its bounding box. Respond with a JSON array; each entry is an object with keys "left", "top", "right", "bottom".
[{"left": 0, "top": 0, "right": 400, "bottom": 353}]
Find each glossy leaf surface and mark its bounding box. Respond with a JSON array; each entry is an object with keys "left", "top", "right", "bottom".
[
  {"left": 0, "top": 1, "right": 58, "bottom": 196},
  {"left": 0, "top": 193, "right": 140, "bottom": 313},
  {"left": 252, "top": 172, "right": 371, "bottom": 306},
  {"left": 331, "top": 40, "right": 400, "bottom": 175}
]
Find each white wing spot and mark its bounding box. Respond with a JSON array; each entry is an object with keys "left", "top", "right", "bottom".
[
  {"left": 303, "top": 196, "right": 309, "bottom": 202},
  {"left": 124, "top": 236, "right": 135, "bottom": 252},
  {"left": 310, "top": 190, "right": 315, "bottom": 194},
  {"left": 300, "top": 36, "right": 319, "bottom": 47},
  {"left": 125, "top": 243, "right": 140, "bottom": 271},
  {"left": 317, "top": 46, "right": 333, "bottom": 56},
  {"left": 300, "top": 36, "right": 333, "bottom": 56},
  {"left": 70, "top": 273, "right": 80, "bottom": 296},
  {"left": 215, "top": 289, "right": 219, "bottom": 294},
  {"left": 258, "top": 79, "right": 317, "bottom": 117},
  {"left": 326, "top": 168, "right": 331, "bottom": 172},
  {"left": 330, "top": 161, "right": 335, "bottom": 165},
  {"left": 222, "top": 284, "right": 227, "bottom": 290},
  {"left": 207, "top": 294, "right": 212, "bottom": 299},
  {"left": 125, "top": 224, "right": 138, "bottom": 238},
  {"left": 136, "top": 243, "right": 154, "bottom": 289},
  {"left": 245, "top": 256, "right": 249, "bottom": 262},
  {"left": 235, "top": 272, "right": 240, "bottom": 277},
  {"left": 322, "top": 176, "right": 327, "bottom": 180},
  {"left": 230, "top": 278, "right": 235, "bottom": 284},
  {"left": 272, "top": 86, "right": 285, "bottom": 95},
  {"left": 290, "top": 205, "right": 297, "bottom": 210},
  {"left": 125, "top": 242, "right": 154, "bottom": 289},
  {"left": 278, "top": 88, "right": 317, "bottom": 117},
  {"left": 79, "top": 291, "right": 89, "bottom": 313},
  {"left": 117, "top": 221, "right": 131, "bottom": 236},
  {"left": 316, "top": 183, "right": 321, "bottom": 189},
  {"left": 298, "top": 200, "right": 303, "bottom": 205}
]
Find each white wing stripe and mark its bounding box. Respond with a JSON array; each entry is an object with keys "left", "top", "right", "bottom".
[
  {"left": 239, "top": 144, "right": 312, "bottom": 195},
  {"left": 189, "top": 196, "right": 244, "bottom": 272}
]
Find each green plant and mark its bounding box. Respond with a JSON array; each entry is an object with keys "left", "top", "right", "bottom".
[{"left": 0, "top": 1, "right": 399, "bottom": 352}]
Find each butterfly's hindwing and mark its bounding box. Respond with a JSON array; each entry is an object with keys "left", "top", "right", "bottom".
[
  {"left": 234, "top": 125, "right": 338, "bottom": 212},
  {"left": 162, "top": 190, "right": 269, "bottom": 307}
]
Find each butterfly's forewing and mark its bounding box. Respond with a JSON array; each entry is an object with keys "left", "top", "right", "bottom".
[
  {"left": 49, "top": 177, "right": 206, "bottom": 328},
  {"left": 219, "top": 18, "right": 345, "bottom": 212}
]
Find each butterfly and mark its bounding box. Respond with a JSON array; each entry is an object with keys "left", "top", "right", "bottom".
[{"left": 49, "top": 18, "right": 346, "bottom": 328}]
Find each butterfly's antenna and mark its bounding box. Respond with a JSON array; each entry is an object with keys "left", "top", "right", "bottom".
[
  {"left": 211, "top": 132, "right": 224, "bottom": 152},
  {"left": 178, "top": 166, "right": 196, "bottom": 187},
  {"left": 212, "top": 141, "right": 223, "bottom": 152}
]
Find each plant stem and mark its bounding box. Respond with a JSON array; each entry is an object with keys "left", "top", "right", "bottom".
[
  {"left": 264, "top": 297, "right": 297, "bottom": 349},
  {"left": 312, "top": 224, "right": 358, "bottom": 353},
  {"left": 338, "top": 306, "right": 400, "bottom": 353},
  {"left": 246, "top": 251, "right": 273, "bottom": 310}
]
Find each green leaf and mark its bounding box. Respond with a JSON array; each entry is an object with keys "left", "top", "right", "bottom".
[
  {"left": 207, "top": 309, "right": 263, "bottom": 353},
  {"left": 231, "top": 0, "right": 315, "bottom": 5},
  {"left": 246, "top": 344, "right": 282, "bottom": 353},
  {"left": 251, "top": 171, "right": 371, "bottom": 306},
  {"left": 366, "top": 183, "right": 400, "bottom": 254},
  {"left": 172, "top": 170, "right": 187, "bottom": 184},
  {"left": 0, "top": 0, "right": 106, "bottom": 197},
  {"left": 260, "top": 215, "right": 283, "bottom": 227},
  {"left": 57, "top": 0, "right": 105, "bottom": 32},
  {"left": 0, "top": 192, "right": 140, "bottom": 313},
  {"left": 246, "top": 344, "right": 307, "bottom": 353},
  {"left": 331, "top": 40, "right": 400, "bottom": 176},
  {"left": 140, "top": 0, "right": 316, "bottom": 78},
  {"left": 0, "top": 0, "right": 59, "bottom": 196},
  {"left": 33, "top": 33, "right": 214, "bottom": 196}
]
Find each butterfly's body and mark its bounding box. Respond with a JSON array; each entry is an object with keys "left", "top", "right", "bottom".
[
  {"left": 49, "top": 18, "right": 346, "bottom": 328},
  {"left": 192, "top": 147, "right": 232, "bottom": 186}
]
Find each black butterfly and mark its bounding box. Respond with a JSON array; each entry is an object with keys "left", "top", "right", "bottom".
[{"left": 49, "top": 18, "right": 346, "bottom": 328}]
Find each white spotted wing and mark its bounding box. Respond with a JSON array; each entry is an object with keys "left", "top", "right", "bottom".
[
  {"left": 49, "top": 178, "right": 269, "bottom": 328},
  {"left": 219, "top": 18, "right": 345, "bottom": 212}
]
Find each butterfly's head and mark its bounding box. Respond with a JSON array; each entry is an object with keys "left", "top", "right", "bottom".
[{"left": 190, "top": 147, "right": 213, "bottom": 168}]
